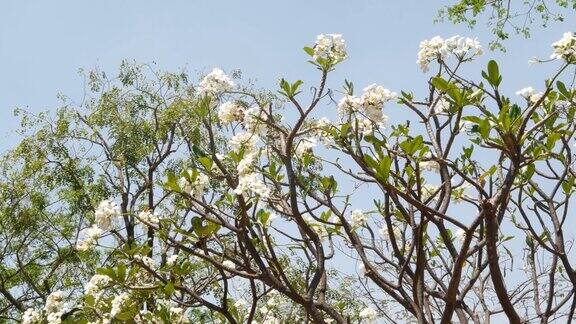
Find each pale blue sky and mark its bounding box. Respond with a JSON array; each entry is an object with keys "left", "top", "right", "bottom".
[{"left": 0, "top": 0, "right": 571, "bottom": 150}]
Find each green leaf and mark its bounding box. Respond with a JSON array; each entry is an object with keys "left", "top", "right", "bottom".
[
  {"left": 303, "top": 46, "right": 315, "bottom": 56},
  {"left": 164, "top": 281, "right": 175, "bottom": 297}
]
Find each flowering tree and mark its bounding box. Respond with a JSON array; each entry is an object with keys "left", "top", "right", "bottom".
[
  {"left": 3, "top": 29, "right": 576, "bottom": 324},
  {"left": 438, "top": 0, "right": 576, "bottom": 50}
]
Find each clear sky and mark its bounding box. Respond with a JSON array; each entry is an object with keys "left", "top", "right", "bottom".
[{"left": 0, "top": 0, "right": 570, "bottom": 150}]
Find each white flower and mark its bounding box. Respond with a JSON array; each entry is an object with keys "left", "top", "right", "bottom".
[
  {"left": 94, "top": 199, "right": 120, "bottom": 230},
  {"left": 21, "top": 308, "right": 41, "bottom": 324},
  {"left": 243, "top": 106, "right": 269, "bottom": 135},
  {"left": 433, "top": 96, "right": 451, "bottom": 114},
  {"left": 295, "top": 137, "right": 317, "bottom": 158},
  {"left": 44, "top": 290, "right": 63, "bottom": 314},
  {"left": 516, "top": 86, "right": 535, "bottom": 99},
  {"left": 134, "top": 254, "right": 156, "bottom": 268},
  {"left": 76, "top": 224, "right": 103, "bottom": 251},
  {"left": 198, "top": 68, "right": 235, "bottom": 95},
  {"left": 222, "top": 260, "right": 235, "bottom": 269},
  {"left": 110, "top": 293, "right": 131, "bottom": 317},
  {"left": 230, "top": 132, "right": 260, "bottom": 153},
  {"left": 47, "top": 311, "right": 64, "bottom": 324},
  {"left": 234, "top": 173, "right": 271, "bottom": 199},
  {"left": 454, "top": 228, "right": 466, "bottom": 243},
  {"left": 360, "top": 84, "right": 396, "bottom": 123},
  {"left": 352, "top": 118, "right": 377, "bottom": 136},
  {"left": 237, "top": 151, "right": 258, "bottom": 176},
  {"left": 313, "top": 34, "right": 348, "bottom": 62},
  {"left": 550, "top": 32, "right": 576, "bottom": 63},
  {"left": 358, "top": 262, "right": 366, "bottom": 278},
  {"left": 85, "top": 274, "right": 111, "bottom": 298},
  {"left": 337, "top": 95, "right": 362, "bottom": 117},
  {"left": 218, "top": 101, "right": 244, "bottom": 124},
  {"left": 166, "top": 254, "right": 179, "bottom": 266},
  {"left": 179, "top": 170, "right": 209, "bottom": 198},
  {"left": 350, "top": 209, "right": 367, "bottom": 227},
  {"left": 417, "top": 35, "right": 482, "bottom": 72},
  {"left": 359, "top": 307, "right": 378, "bottom": 323},
  {"left": 137, "top": 210, "right": 159, "bottom": 226}
]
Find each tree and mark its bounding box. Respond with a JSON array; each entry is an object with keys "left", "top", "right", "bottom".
[
  {"left": 438, "top": 0, "right": 576, "bottom": 50},
  {"left": 3, "top": 30, "right": 576, "bottom": 324}
]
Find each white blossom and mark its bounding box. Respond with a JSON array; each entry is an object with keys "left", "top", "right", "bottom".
[
  {"left": 360, "top": 84, "right": 396, "bottom": 123},
  {"left": 110, "top": 292, "right": 131, "bottom": 317},
  {"left": 44, "top": 290, "right": 63, "bottom": 314},
  {"left": 198, "top": 68, "right": 235, "bottom": 95},
  {"left": 230, "top": 132, "right": 260, "bottom": 153},
  {"left": 137, "top": 210, "right": 159, "bottom": 226},
  {"left": 417, "top": 35, "right": 482, "bottom": 72},
  {"left": 295, "top": 137, "right": 317, "bottom": 158},
  {"left": 166, "top": 254, "right": 179, "bottom": 266},
  {"left": 21, "top": 308, "right": 41, "bottom": 324},
  {"left": 433, "top": 96, "right": 451, "bottom": 114},
  {"left": 237, "top": 151, "right": 258, "bottom": 176},
  {"left": 337, "top": 95, "right": 362, "bottom": 117},
  {"left": 85, "top": 274, "right": 111, "bottom": 298},
  {"left": 358, "top": 262, "right": 366, "bottom": 278},
  {"left": 350, "top": 209, "right": 367, "bottom": 227},
  {"left": 313, "top": 34, "right": 348, "bottom": 62},
  {"left": 218, "top": 101, "right": 244, "bottom": 124},
  {"left": 94, "top": 199, "right": 120, "bottom": 231},
  {"left": 550, "top": 32, "right": 576, "bottom": 63},
  {"left": 179, "top": 171, "right": 209, "bottom": 198},
  {"left": 359, "top": 307, "right": 378, "bottom": 323},
  {"left": 76, "top": 224, "right": 103, "bottom": 251},
  {"left": 234, "top": 173, "right": 271, "bottom": 198},
  {"left": 222, "top": 260, "right": 235, "bottom": 269}
]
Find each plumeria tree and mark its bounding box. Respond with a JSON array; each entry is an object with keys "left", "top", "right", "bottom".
[{"left": 3, "top": 29, "right": 576, "bottom": 324}]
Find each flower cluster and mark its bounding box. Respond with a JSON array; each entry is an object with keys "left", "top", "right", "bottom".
[
  {"left": 550, "top": 32, "right": 576, "bottom": 63},
  {"left": 417, "top": 35, "right": 482, "bottom": 72},
  {"left": 197, "top": 68, "right": 235, "bottom": 95},
  {"left": 313, "top": 34, "right": 347, "bottom": 63},
  {"left": 84, "top": 274, "right": 111, "bottom": 299},
  {"left": 350, "top": 209, "right": 367, "bottom": 227},
  {"left": 44, "top": 291, "right": 65, "bottom": 324},
  {"left": 234, "top": 172, "right": 271, "bottom": 198},
  {"left": 134, "top": 254, "right": 157, "bottom": 269},
  {"left": 217, "top": 101, "right": 245, "bottom": 124},
  {"left": 295, "top": 137, "right": 317, "bottom": 158},
  {"left": 230, "top": 132, "right": 260, "bottom": 153},
  {"left": 179, "top": 171, "right": 209, "bottom": 198},
  {"left": 76, "top": 224, "right": 103, "bottom": 251},
  {"left": 359, "top": 307, "right": 378, "bottom": 323},
  {"left": 337, "top": 84, "right": 396, "bottom": 134},
  {"left": 137, "top": 209, "right": 160, "bottom": 226},
  {"left": 110, "top": 292, "right": 131, "bottom": 317},
  {"left": 95, "top": 199, "right": 121, "bottom": 230},
  {"left": 515, "top": 86, "right": 544, "bottom": 103},
  {"left": 21, "top": 309, "right": 41, "bottom": 324}
]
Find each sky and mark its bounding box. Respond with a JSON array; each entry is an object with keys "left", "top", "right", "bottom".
[{"left": 0, "top": 0, "right": 572, "bottom": 150}]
